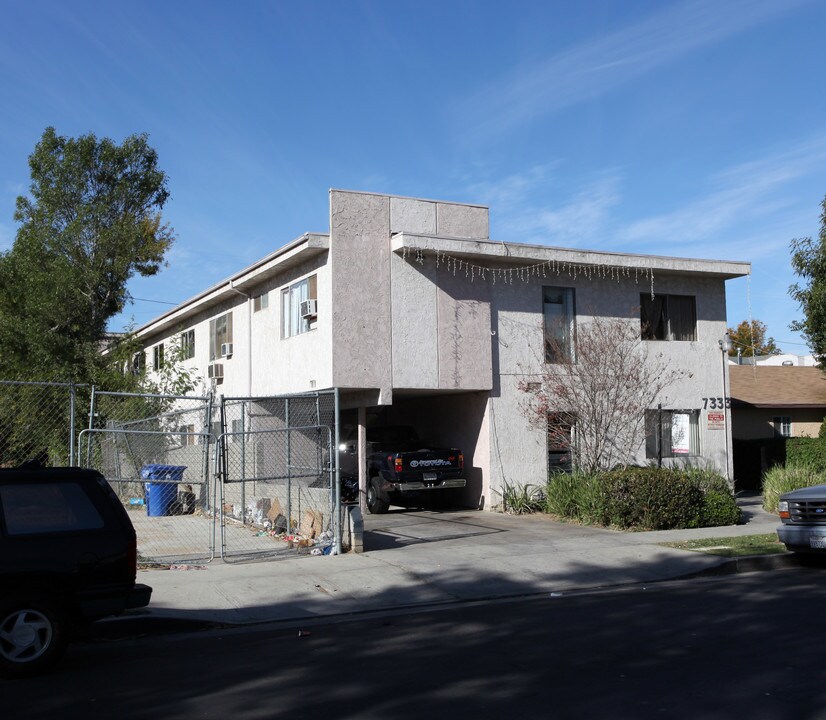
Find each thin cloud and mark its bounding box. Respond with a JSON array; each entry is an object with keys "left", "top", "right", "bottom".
[
  {"left": 471, "top": 167, "right": 621, "bottom": 246},
  {"left": 617, "top": 136, "right": 826, "bottom": 250},
  {"left": 461, "top": 0, "right": 809, "bottom": 137}
]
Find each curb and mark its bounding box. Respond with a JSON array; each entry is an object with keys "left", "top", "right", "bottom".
[{"left": 683, "top": 552, "right": 800, "bottom": 578}]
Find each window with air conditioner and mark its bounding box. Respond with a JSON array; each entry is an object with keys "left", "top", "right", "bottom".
[
  {"left": 209, "top": 313, "right": 233, "bottom": 361},
  {"left": 282, "top": 274, "right": 317, "bottom": 338}
]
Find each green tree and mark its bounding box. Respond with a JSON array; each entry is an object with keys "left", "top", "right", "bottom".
[
  {"left": 790, "top": 196, "right": 826, "bottom": 366},
  {"left": 726, "top": 319, "right": 781, "bottom": 358},
  {"left": 0, "top": 127, "right": 174, "bottom": 383}
]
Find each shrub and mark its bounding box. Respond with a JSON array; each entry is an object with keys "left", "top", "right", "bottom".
[
  {"left": 601, "top": 467, "right": 705, "bottom": 530},
  {"left": 762, "top": 465, "right": 826, "bottom": 513},
  {"left": 501, "top": 481, "right": 545, "bottom": 515},
  {"left": 544, "top": 471, "right": 605, "bottom": 524},
  {"left": 543, "top": 466, "right": 739, "bottom": 530},
  {"left": 785, "top": 437, "right": 826, "bottom": 471}
]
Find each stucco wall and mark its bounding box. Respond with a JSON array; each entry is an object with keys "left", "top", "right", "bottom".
[{"left": 733, "top": 407, "right": 826, "bottom": 439}]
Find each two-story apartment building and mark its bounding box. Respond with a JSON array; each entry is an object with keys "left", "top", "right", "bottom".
[{"left": 134, "top": 189, "right": 750, "bottom": 509}]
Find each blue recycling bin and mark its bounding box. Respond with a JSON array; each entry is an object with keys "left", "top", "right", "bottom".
[{"left": 141, "top": 464, "right": 187, "bottom": 517}]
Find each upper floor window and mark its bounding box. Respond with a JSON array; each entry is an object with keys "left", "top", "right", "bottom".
[
  {"left": 210, "top": 313, "right": 233, "bottom": 360},
  {"left": 253, "top": 292, "right": 269, "bottom": 312},
  {"left": 640, "top": 294, "right": 696, "bottom": 341},
  {"left": 153, "top": 343, "right": 164, "bottom": 371},
  {"left": 131, "top": 351, "right": 145, "bottom": 375},
  {"left": 282, "top": 275, "right": 317, "bottom": 338},
  {"left": 181, "top": 329, "right": 195, "bottom": 360},
  {"left": 544, "top": 286, "right": 576, "bottom": 363}
]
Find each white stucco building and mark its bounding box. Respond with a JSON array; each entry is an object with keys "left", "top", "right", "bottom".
[{"left": 135, "top": 189, "right": 750, "bottom": 509}]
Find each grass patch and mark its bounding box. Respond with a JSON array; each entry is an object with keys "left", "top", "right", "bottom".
[{"left": 661, "top": 533, "right": 786, "bottom": 557}]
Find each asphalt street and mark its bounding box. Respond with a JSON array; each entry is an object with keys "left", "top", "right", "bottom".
[{"left": 5, "top": 567, "right": 826, "bottom": 720}]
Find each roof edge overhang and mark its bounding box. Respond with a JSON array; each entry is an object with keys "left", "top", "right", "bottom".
[
  {"left": 392, "top": 233, "right": 751, "bottom": 279},
  {"left": 135, "top": 232, "right": 329, "bottom": 339}
]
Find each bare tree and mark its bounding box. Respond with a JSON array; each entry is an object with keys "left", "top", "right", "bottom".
[{"left": 519, "top": 314, "right": 685, "bottom": 473}]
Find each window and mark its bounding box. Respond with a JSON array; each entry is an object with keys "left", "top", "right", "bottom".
[
  {"left": 548, "top": 413, "right": 575, "bottom": 473},
  {"left": 772, "top": 416, "right": 792, "bottom": 438},
  {"left": 230, "top": 418, "right": 245, "bottom": 444},
  {"left": 253, "top": 292, "right": 269, "bottom": 312},
  {"left": 181, "top": 329, "right": 195, "bottom": 360},
  {"left": 131, "top": 351, "right": 145, "bottom": 375},
  {"left": 209, "top": 313, "right": 233, "bottom": 361},
  {"left": 645, "top": 409, "right": 701, "bottom": 458},
  {"left": 640, "top": 294, "right": 696, "bottom": 341},
  {"left": 153, "top": 343, "right": 164, "bottom": 371},
  {"left": 544, "top": 286, "right": 575, "bottom": 363},
  {"left": 0, "top": 482, "right": 104, "bottom": 535},
  {"left": 282, "top": 275, "right": 317, "bottom": 338},
  {"left": 178, "top": 424, "right": 196, "bottom": 446}
]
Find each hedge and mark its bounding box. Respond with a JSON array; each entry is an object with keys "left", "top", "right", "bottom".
[{"left": 544, "top": 466, "right": 740, "bottom": 531}]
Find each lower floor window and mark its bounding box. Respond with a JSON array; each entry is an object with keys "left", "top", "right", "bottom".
[
  {"left": 548, "top": 413, "right": 575, "bottom": 473},
  {"left": 772, "top": 416, "right": 791, "bottom": 438},
  {"left": 645, "top": 409, "right": 700, "bottom": 458}
]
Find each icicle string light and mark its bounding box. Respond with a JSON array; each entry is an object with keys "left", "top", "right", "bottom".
[{"left": 402, "top": 245, "right": 657, "bottom": 295}]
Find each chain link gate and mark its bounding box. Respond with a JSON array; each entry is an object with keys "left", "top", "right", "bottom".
[
  {"left": 217, "top": 390, "right": 340, "bottom": 561},
  {"left": 78, "top": 389, "right": 215, "bottom": 564}
]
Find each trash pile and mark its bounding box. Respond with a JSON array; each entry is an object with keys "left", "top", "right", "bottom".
[{"left": 221, "top": 498, "right": 334, "bottom": 555}]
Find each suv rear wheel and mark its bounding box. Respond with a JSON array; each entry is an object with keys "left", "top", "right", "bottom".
[{"left": 0, "top": 597, "right": 67, "bottom": 677}]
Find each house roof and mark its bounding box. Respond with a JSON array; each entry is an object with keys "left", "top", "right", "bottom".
[{"left": 729, "top": 365, "right": 826, "bottom": 408}]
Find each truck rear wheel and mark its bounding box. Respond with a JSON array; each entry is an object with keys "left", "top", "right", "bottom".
[{"left": 367, "top": 478, "right": 389, "bottom": 514}]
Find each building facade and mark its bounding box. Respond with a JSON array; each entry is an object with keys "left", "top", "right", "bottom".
[{"left": 135, "top": 190, "right": 750, "bottom": 509}]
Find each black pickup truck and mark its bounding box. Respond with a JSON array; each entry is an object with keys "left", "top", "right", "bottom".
[{"left": 339, "top": 425, "right": 465, "bottom": 513}]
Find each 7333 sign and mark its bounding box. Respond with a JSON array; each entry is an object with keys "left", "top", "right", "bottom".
[{"left": 702, "top": 397, "right": 731, "bottom": 409}]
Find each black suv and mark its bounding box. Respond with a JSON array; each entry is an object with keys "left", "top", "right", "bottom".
[{"left": 0, "top": 466, "right": 152, "bottom": 677}]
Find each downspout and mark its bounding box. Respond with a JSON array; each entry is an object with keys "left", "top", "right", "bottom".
[{"left": 228, "top": 280, "right": 253, "bottom": 396}]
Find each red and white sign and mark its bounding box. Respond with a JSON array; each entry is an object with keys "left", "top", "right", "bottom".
[{"left": 707, "top": 411, "right": 725, "bottom": 430}]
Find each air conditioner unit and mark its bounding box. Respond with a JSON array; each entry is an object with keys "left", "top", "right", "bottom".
[
  {"left": 208, "top": 363, "right": 224, "bottom": 379},
  {"left": 300, "top": 299, "right": 318, "bottom": 318},
  {"left": 220, "top": 342, "right": 233, "bottom": 357}
]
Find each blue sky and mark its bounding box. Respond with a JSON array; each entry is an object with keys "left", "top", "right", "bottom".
[{"left": 1, "top": 0, "right": 825, "bottom": 352}]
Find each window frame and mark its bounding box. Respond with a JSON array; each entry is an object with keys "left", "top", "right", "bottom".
[
  {"left": 640, "top": 294, "right": 697, "bottom": 342},
  {"left": 645, "top": 408, "right": 701, "bottom": 459},
  {"left": 181, "top": 329, "right": 195, "bottom": 360},
  {"left": 543, "top": 286, "right": 576, "bottom": 364},
  {"left": 209, "top": 313, "right": 233, "bottom": 361},
  {"left": 281, "top": 274, "right": 318, "bottom": 339},
  {"left": 547, "top": 412, "right": 576, "bottom": 474},
  {"left": 772, "top": 416, "right": 792, "bottom": 438},
  {"left": 152, "top": 343, "right": 164, "bottom": 371},
  {"left": 253, "top": 292, "right": 269, "bottom": 312}
]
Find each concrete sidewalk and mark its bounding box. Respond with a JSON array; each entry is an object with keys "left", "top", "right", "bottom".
[{"left": 134, "top": 494, "right": 789, "bottom": 627}]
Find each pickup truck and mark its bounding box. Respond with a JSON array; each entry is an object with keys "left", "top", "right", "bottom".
[
  {"left": 339, "top": 425, "right": 465, "bottom": 513},
  {"left": 777, "top": 483, "right": 826, "bottom": 555}
]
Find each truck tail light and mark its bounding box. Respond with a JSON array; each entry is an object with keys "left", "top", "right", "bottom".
[
  {"left": 458, "top": 454, "right": 464, "bottom": 470},
  {"left": 394, "top": 457, "right": 403, "bottom": 473}
]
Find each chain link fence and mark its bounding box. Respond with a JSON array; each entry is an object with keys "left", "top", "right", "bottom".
[
  {"left": 78, "top": 389, "right": 215, "bottom": 563},
  {"left": 0, "top": 380, "right": 87, "bottom": 467},
  {"left": 0, "top": 380, "right": 342, "bottom": 563},
  {"left": 218, "top": 391, "right": 339, "bottom": 561}
]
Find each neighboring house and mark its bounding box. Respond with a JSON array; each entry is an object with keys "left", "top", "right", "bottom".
[
  {"left": 134, "top": 190, "right": 750, "bottom": 509},
  {"left": 729, "top": 353, "right": 817, "bottom": 367},
  {"left": 729, "top": 365, "right": 826, "bottom": 440}
]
